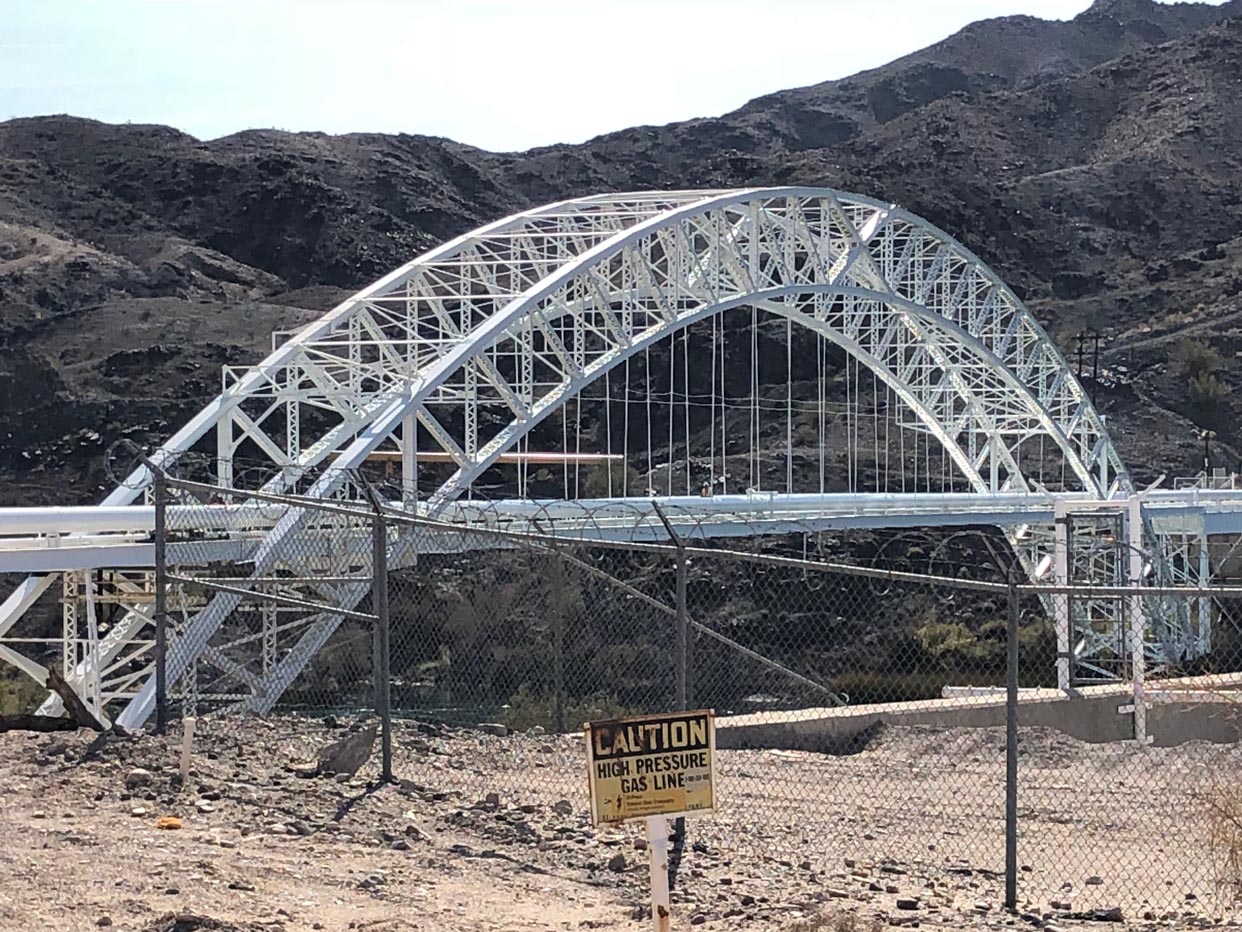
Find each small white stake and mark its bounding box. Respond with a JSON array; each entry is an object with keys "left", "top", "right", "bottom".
[
  {"left": 647, "top": 816, "right": 671, "bottom": 932},
  {"left": 180, "top": 717, "right": 197, "bottom": 780}
]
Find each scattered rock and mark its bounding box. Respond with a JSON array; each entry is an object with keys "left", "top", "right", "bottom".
[
  {"left": 1069, "top": 906, "right": 1124, "bottom": 922},
  {"left": 690, "top": 914, "right": 707, "bottom": 926},
  {"left": 155, "top": 816, "right": 182, "bottom": 830},
  {"left": 96, "top": 919, "right": 112, "bottom": 928},
  {"left": 896, "top": 897, "right": 920, "bottom": 910},
  {"left": 607, "top": 852, "right": 627, "bottom": 873},
  {"left": 125, "top": 768, "right": 154, "bottom": 789},
  {"left": 316, "top": 724, "right": 377, "bottom": 777},
  {"left": 478, "top": 723, "right": 508, "bottom": 737},
  {"left": 1085, "top": 875, "right": 1104, "bottom": 886},
  {"left": 553, "top": 799, "right": 573, "bottom": 816}
]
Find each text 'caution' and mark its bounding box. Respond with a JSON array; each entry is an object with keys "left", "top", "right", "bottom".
[{"left": 585, "top": 710, "right": 715, "bottom": 826}]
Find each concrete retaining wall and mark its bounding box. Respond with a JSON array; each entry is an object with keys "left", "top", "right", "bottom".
[{"left": 716, "top": 677, "right": 1242, "bottom": 752}]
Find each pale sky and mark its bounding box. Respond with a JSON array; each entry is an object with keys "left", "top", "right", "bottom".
[{"left": 0, "top": 0, "right": 1229, "bottom": 152}]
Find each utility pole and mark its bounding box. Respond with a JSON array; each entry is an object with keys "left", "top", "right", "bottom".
[{"left": 1090, "top": 329, "right": 1101, "bottom": 406}]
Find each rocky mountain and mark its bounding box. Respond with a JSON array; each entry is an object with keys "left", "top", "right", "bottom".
[{"left": 2, "top": 0, "right": 1241, "bottom": 504}]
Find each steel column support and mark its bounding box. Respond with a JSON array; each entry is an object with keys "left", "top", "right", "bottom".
[
  {"left": 216, "top": 414, "right": 234, "bottom": 488},
  {"left": 402, "top": 413, "right": 417, "bottom": 505},
  {"left": 1199, "top": 528, "right": 1212, "bottom": 654}
]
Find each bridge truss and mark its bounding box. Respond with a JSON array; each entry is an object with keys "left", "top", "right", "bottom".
[{"left": 0, "top": 187, "right": 1216, "bottom": 726}]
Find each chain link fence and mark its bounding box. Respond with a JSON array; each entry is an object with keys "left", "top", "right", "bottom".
[
  {"left": 143, "top": 475, "right": 1242, "bottom": 920},
  {"left": 156, "top": 471, "right": 391, "bottom": 775}
]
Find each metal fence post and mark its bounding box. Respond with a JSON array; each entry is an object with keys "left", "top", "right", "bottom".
[
  {"left": 372, "top": 511, "right": 393, "bottom": 783},
  {"left": 153, "top": 467, "right": 168, "bottom": 735},
  {"left": 553, "top": 557, "right": 566, "bottom": 733},
  {"left": 1005, "top": 570, "right": 1019, "bottom": 911},
  {"left": 1053, "top": 498, "right": 1072, "bottom": 690},
  {"left": 675, "top": 546, "right": 688, "bottom": 711},
  {"left": 1127, "top": 493, "right": 1148, "bottom": 745}
]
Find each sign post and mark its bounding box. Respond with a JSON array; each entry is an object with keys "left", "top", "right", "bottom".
[
  {"left": 646, "top": 816, "right": 671, "bottom": 932},
  {"left": 585, "top": 709, "right": 716, "bottom": 932}
]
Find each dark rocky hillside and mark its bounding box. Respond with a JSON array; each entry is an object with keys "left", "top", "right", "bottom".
[{"left": 2, "top": 0, "right": 1241, "bottom": 504}]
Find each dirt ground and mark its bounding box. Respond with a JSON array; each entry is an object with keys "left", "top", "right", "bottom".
[{"left": 1, "top": 718, "right": 1238, "bottom": 932}]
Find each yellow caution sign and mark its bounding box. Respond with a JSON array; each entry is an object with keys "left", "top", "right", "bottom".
[{"left": 585, "top": 709, "right": 716, "bottom": 826}]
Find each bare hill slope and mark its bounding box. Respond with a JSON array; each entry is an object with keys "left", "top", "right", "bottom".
[{"left": 1, "top": 0, "right": 1240, "bottom": 502}]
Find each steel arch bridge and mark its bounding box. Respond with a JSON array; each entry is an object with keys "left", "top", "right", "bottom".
[{"left": 0, "top": 187, "right": 1200, "bottom": 728}]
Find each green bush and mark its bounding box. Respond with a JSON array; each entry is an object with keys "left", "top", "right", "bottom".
[
  {"left": 0, "top": 668, "right": 45, "bottom": 715},
  {"left": 1173, "top": 338, "right": 1224, "bottom": 380},
  {"left": 1171, "top": 338, "right": 1230, "bottom": 427},
  {"left": 581, "top": 462, "right": 642, "bottom": 498},
  {"left": 1190, "top": 370, "right": 1230, "bottom": 410},
  {"left": 498, "top": 684, "right": 634, "bottom": 733}
]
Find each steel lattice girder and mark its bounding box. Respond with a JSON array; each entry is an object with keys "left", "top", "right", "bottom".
[{"left": 0, "top": 187, "right": 1176, "bottom": 725}]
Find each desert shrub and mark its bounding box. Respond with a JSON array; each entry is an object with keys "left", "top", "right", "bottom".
[
  {"left": 1190, "top": 370, "right": 1230, "bottom": 410},
  {"left": 1171, "top": 338, "right": 1230, "bottom": 426},
  {"left": 498, "top": 685, "right": 633, "bottom": 732},
  {"left": 1204, "top": 778, "right": 1242, "bottom": 902},
  {"left": 0, "top": 668, "right": 44, "bottom": 715},
  {"left": 581, "top": 462, "right": 642, "bottom": 498},
  {"left": 786, "top": 909, "right": 884, "bottom": 932},
  {"left": 1173, "top": 338, "right": 1224, "bottom": 380}
]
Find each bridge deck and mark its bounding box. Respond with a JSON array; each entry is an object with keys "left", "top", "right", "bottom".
[{"left": 3, "top": 490, "right": 1242, "bottom": 573}]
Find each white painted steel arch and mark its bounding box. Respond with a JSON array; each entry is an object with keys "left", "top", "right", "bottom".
[
  {"left": 0, "top": 187, "right": 1142, "bottom": 726},
  {"left": 264, "top": 186, "right": 1129, "bottom": 510}
]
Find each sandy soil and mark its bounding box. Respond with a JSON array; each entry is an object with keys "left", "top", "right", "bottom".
[{"left": 1, "top": 718, "right": 1237, "bottom": 931}]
